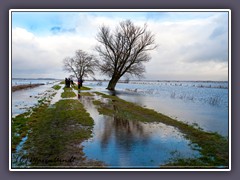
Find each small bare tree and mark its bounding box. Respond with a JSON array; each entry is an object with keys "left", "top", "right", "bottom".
[
  {"left": 63, "top": 50, "right": 97, "bottom": 81},
  {"left": 95, "top": 20, "right": 156, "bottom": 90}
]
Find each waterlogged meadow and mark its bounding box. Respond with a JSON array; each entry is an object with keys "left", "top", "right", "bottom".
[
  {"left": 84, "top": 80, "right": 229, "bottom": 136},
  {"left": 11, "top": 80, "right": 229, "bottom": 169}
]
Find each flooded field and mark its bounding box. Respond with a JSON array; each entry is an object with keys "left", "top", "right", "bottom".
[
  {"left": 11, "top": 82, "right": 60, "bottom": 117},
  {"left": 11, "top": 80, "right": 229, "bottom": 168},
  {"left": 12, "top": 78, "right": 59, "bottom": 86},
  {"left": 84, "top": 80, "right": 229, "bottom": 136}
]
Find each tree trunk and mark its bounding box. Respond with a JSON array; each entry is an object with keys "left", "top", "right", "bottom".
[{"left": 107, "top": 76, "right": 120, "bottom": 91}]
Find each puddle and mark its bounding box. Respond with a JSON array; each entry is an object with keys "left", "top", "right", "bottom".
[
  {"left": 12, "top": 135, "right": 29, "bottom": 168},
  {"left": 79, "top": 94, "right": 200, "bottom": 168}
]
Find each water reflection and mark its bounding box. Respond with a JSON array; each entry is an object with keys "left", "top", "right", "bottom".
[
  {"left": 80, "top": 96, "right": 199, "bottom": 167},
  {"left": 100, "top": 115, "right": 149, "bottom": 152},
  {"left": 77, "top": 90, "right": 81, "bottom": 99}
]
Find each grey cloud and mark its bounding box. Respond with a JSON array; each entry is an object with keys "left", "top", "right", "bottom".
[
  {"left": 180, "top": 42, "right": 228, "bottom": 63},
  {"left": 181, "top": 24, "right": 228, "bottom": 63},
  {"left": 209, "top": 26, "right": 227, "bottom": 40},
  {"left": 209, "top": 13, "right": 228, "bottom": 39}
]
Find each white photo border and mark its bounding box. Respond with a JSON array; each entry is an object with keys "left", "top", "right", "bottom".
[{"left": 9, "top": 9, "right": 231, "bottom": 172}]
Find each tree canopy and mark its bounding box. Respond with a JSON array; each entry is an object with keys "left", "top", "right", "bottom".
[
  {"left": 63, "top": 50, "right": 97, "bottom": 80},
  {"left": 95, "top": 20, "right": 156, "bottom": 90}
]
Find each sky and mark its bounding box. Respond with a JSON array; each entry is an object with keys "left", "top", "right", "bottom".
[{"left": 11, "top": 10, "right": 229, "bottom": 81}]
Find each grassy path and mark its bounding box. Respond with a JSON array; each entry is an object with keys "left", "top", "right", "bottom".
[{"left": 12, "top": 85, "right": 103, "bottom": 168}]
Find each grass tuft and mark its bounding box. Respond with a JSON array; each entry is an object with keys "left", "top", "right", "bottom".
[
  {"left": 61, "top": 87, "right": 76, "bottom": 98},
  {"left": 72, "top": 85, "right": 92, "bottom": 91},
  {"left": 52, "top": 85, "right": 61, "bottom": 90}
]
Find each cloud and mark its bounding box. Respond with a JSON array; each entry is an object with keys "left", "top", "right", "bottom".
[
  {"left": 209, "top": 26, "right": 227, "bottom": 39},
  {"left": 12, "top": 27, "right": 96, "bottom": 78},
  {"left": 11, "top": 12, "right": 229, "bottom": 80},
  {"left": 143, "top": 13, "right": 228, "bottom": 80}
]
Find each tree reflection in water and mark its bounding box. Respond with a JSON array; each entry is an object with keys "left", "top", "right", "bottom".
[
  {"left": 79, "top": 93, "right": 201, "bottom": 167},
  {"left": 100, "top": 100, "right": 149, "bottom": 152}
]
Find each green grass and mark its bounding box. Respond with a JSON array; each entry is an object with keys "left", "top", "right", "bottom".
[
  {"left": 12, "top": 102, "right": 50, "bottom": 152},
  {"left": 79, "top": 92, "right": 94, "bottom": 96},
  {"left": 81, "top": 86, "right": 92, "bottom": 90},
  {"left": 61, "top": 87, "right": 76, "bottom": 98},
  {"left": 72, "top": 85, "right": 92, "bottom": 90},
  {"left": 12, "top": 94, "right": 54, "bottom": 152},
  {"left": 12, "top": 111, "right": 32, "bottom": 151},
  {"left": 52, "top": 85, "right": 61, "bottom": 90},
  {"left": 93, "top": 92, "right": 105, "bottom": 96},
  {"left": 92, "top": 100, "right": 103, "bottom": 106},
  {"left": 13, "top": 99, "right": 99, "bottom": 167},
  {"left": 93, "top": 92, "right": 229, "bottom": 168}
]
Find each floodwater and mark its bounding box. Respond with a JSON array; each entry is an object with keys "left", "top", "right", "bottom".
[
  {"left": 11, "top": 82, "right": 60, "bottom": 117},
  {"left": 11, "top": 80, "right": 228, "bottom": 168},
  {"left": 84, "top": 81, "right": 229, "bottom": 136},
  {"left": 117, "top": 92, "right": 228, "bottom": 136},
  {"left": 12, "top": 79, "right": 59, "bottom": 86},
  {"left": 79, "top": 94, "right": 200, "bottom": 168}
]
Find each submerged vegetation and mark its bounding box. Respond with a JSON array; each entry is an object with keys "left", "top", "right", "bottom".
[{"left": 92, "top": 92, "right": 229, "bottom": 168}]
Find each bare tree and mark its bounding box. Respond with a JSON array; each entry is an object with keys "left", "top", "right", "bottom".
[
  {"left": 63, "top": 50, "right": 97, "bottom": 81},
  {"left": 95, "top": 20, "right": 157, "bottom": 91}
]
